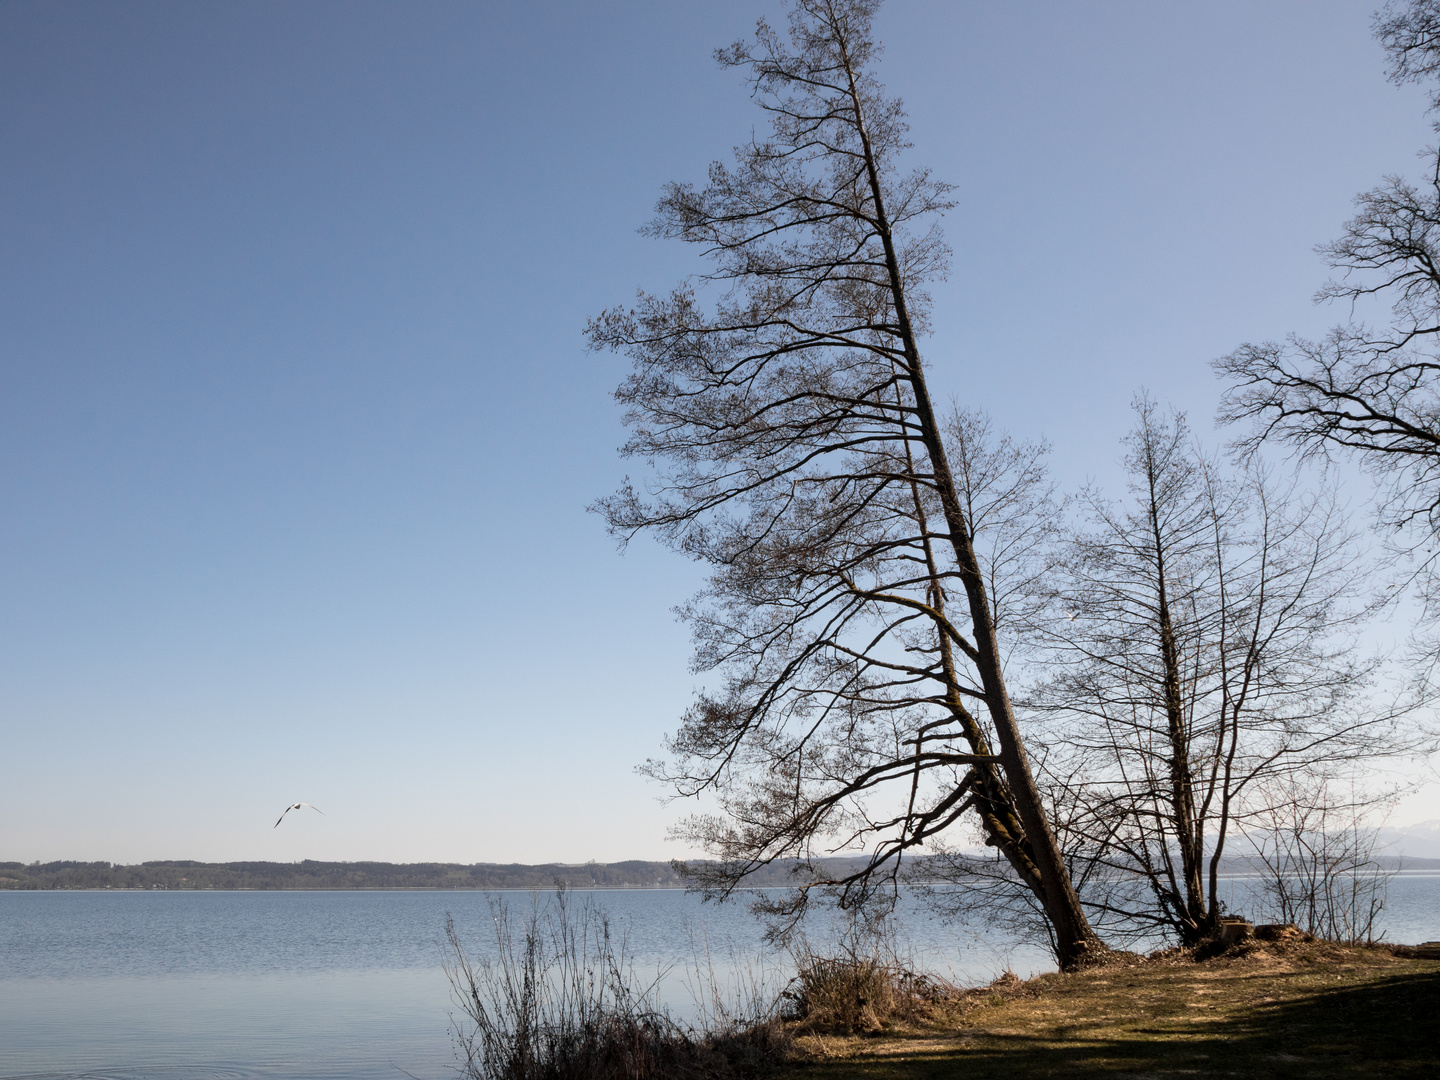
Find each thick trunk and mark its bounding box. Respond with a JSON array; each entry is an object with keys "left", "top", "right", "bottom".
[
  {"left": 930, "top": 441, "right": 1103, "bottom": 968},
  {"left": 904, "top": 444, "right": 1049, "bottom": 901},
  {"left": 841, "top": 51, "right": 1103, "bottom": 970}
]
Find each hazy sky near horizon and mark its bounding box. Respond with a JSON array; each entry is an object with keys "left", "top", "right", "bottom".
[{"left": 2, "top": 0, "right": 1437, "bottom": 865}]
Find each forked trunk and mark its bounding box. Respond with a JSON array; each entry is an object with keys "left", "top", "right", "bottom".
[{"left": 1146, "top": 457, "right": 1214, "bottom": 944}]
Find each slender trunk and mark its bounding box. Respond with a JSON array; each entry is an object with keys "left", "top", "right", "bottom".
[
  {"left": 841, "top": 48, "right": 1102, "bottom": 968},
  {"left": 1204, "top": 499, "right": 1246, "bottom": 929},
  {"left": 1145, "top": 464, "right": 1210, "bottom": 942}
]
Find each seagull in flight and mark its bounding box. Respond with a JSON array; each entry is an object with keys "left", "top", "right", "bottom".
[{"left": 274, "top": 802, "right": 325, "bottom": 828}]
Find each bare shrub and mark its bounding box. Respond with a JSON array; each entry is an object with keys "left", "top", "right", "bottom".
[
  {"left": 443, "top": 891, "right": 791, "bottom": 1080},
  {"left": 782, "top": 922, "right": 954, "bottom": 1034},
  {"left": 1244, "top": 777, "right": 1395, "bottom": 944}
]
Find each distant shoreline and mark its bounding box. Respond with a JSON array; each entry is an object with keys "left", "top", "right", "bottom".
[
  {"left": 0, "top": 885, "right": 702, "bottom": 892},
  {"left": 8, "top": 876, "right": 1440, "bottom": 895},
  {"left": 4, "top": 856, "right": 1440, "bottom": 892},
  {"left": 0, "top": 858, "right": 699, "bottom": 892}
]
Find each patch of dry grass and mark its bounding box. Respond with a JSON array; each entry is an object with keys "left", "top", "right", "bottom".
[{"left": 779, "top": 940, "right": 1440, "bottom": 1079}]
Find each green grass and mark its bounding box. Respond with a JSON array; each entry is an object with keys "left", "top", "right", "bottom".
[{"left": 780, "top": 943, "right": 1440, "bottom": 1079}]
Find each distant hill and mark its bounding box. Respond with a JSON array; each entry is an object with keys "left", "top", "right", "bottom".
[
  {"left": 0, "top": 858, "right": 837, "bottom": 891},
  {"left": 2, "top": 852, "right": 1436, "bottom": 891},
  {"left": 1378, "top": 819, "right": 1440, "bottom": 860}
]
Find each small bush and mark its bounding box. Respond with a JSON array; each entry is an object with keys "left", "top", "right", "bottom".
[
  {"left": 444, "top": 891, "right": 791, "bottom": 1080},
  {"left": 783, "top": 930, "right": 956, "bottom": 1034}
]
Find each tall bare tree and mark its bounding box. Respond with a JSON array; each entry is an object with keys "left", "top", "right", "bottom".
[
  {"left": 1216, "top": 0, "right": 1440, "bottom": 636},
  {"left": 587, "top": 0, "right": 1104, "bottom": 967},
  {"left": 1030, "top": 400, "right": 1392, "bottom": 946}
]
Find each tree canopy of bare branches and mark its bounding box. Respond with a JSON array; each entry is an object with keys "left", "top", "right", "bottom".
[
  {"left": 1378, "top": 0, "right": 1440, "bottom": 113},
  {"left": 1028, "top": 400, "right": 1395, "bottom": 946},
  {"left": 586, "top": 0, "right": 1103, "bottom": 968},
  {"left": 1216, "top": 1, "right": 1440, "bottom": 619}
]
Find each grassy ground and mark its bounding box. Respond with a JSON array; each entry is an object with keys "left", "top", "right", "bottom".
[{"left": 781, "top": 940, "right": 1440, "bottom": 1079}]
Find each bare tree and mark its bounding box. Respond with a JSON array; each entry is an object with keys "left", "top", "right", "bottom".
[
  {"left": 1242, "top": 775, "right": 1395, "bottom": 944},
  {"left": 587, "top": 0, "right": 1104, "bottom": 967},
  {"left": 1216, "top": 0, "right": 1440, "bottom": 632},
  {"left": 1377, "top": 0, "right": 1440, "bottom": 112},
  {"left": 1022, "top": 400, "right": 1393, "bottom": 946}
]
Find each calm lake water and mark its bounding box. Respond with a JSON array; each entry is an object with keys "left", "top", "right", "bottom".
[{"left": 2, "top": 879, "right": 1437, "bottom": 1080}]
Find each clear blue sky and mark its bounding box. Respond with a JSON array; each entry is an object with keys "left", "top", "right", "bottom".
[{"left": 2, "top": 0, "right": 1434, "bottom": 864}]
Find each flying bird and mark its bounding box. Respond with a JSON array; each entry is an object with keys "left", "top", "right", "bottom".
[{"left": 274, "top": 802, "right": 325, "bottom": 828}]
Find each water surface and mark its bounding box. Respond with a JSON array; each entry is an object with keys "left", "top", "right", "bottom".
[
  {"left": 2, "top": 881, "right": 1435, "bottom": 1080},
  {"left": 0, "top": 888, "right": 1033, "bottom": 1080}
]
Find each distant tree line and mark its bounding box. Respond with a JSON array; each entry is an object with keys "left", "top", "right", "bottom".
[
  {"left": 0, "top": 859, "right": 725, "bottom": 891},
  {"left": 6, "top": 855, "right": 1432, "bottom": 892}
]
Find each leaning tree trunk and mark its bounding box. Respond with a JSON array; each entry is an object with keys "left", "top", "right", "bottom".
[{"left": 842, "top": 49, "right": 1104, "bottom": 969}]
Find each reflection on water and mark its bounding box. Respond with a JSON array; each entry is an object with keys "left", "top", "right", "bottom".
[{"left": 1, "top": 880, "right": 1435, "bottom": 1080}]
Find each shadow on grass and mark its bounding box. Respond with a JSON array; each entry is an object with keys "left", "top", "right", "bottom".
[{"left": 798, "top": 970, "right": 1440, "bottom": 1079}]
